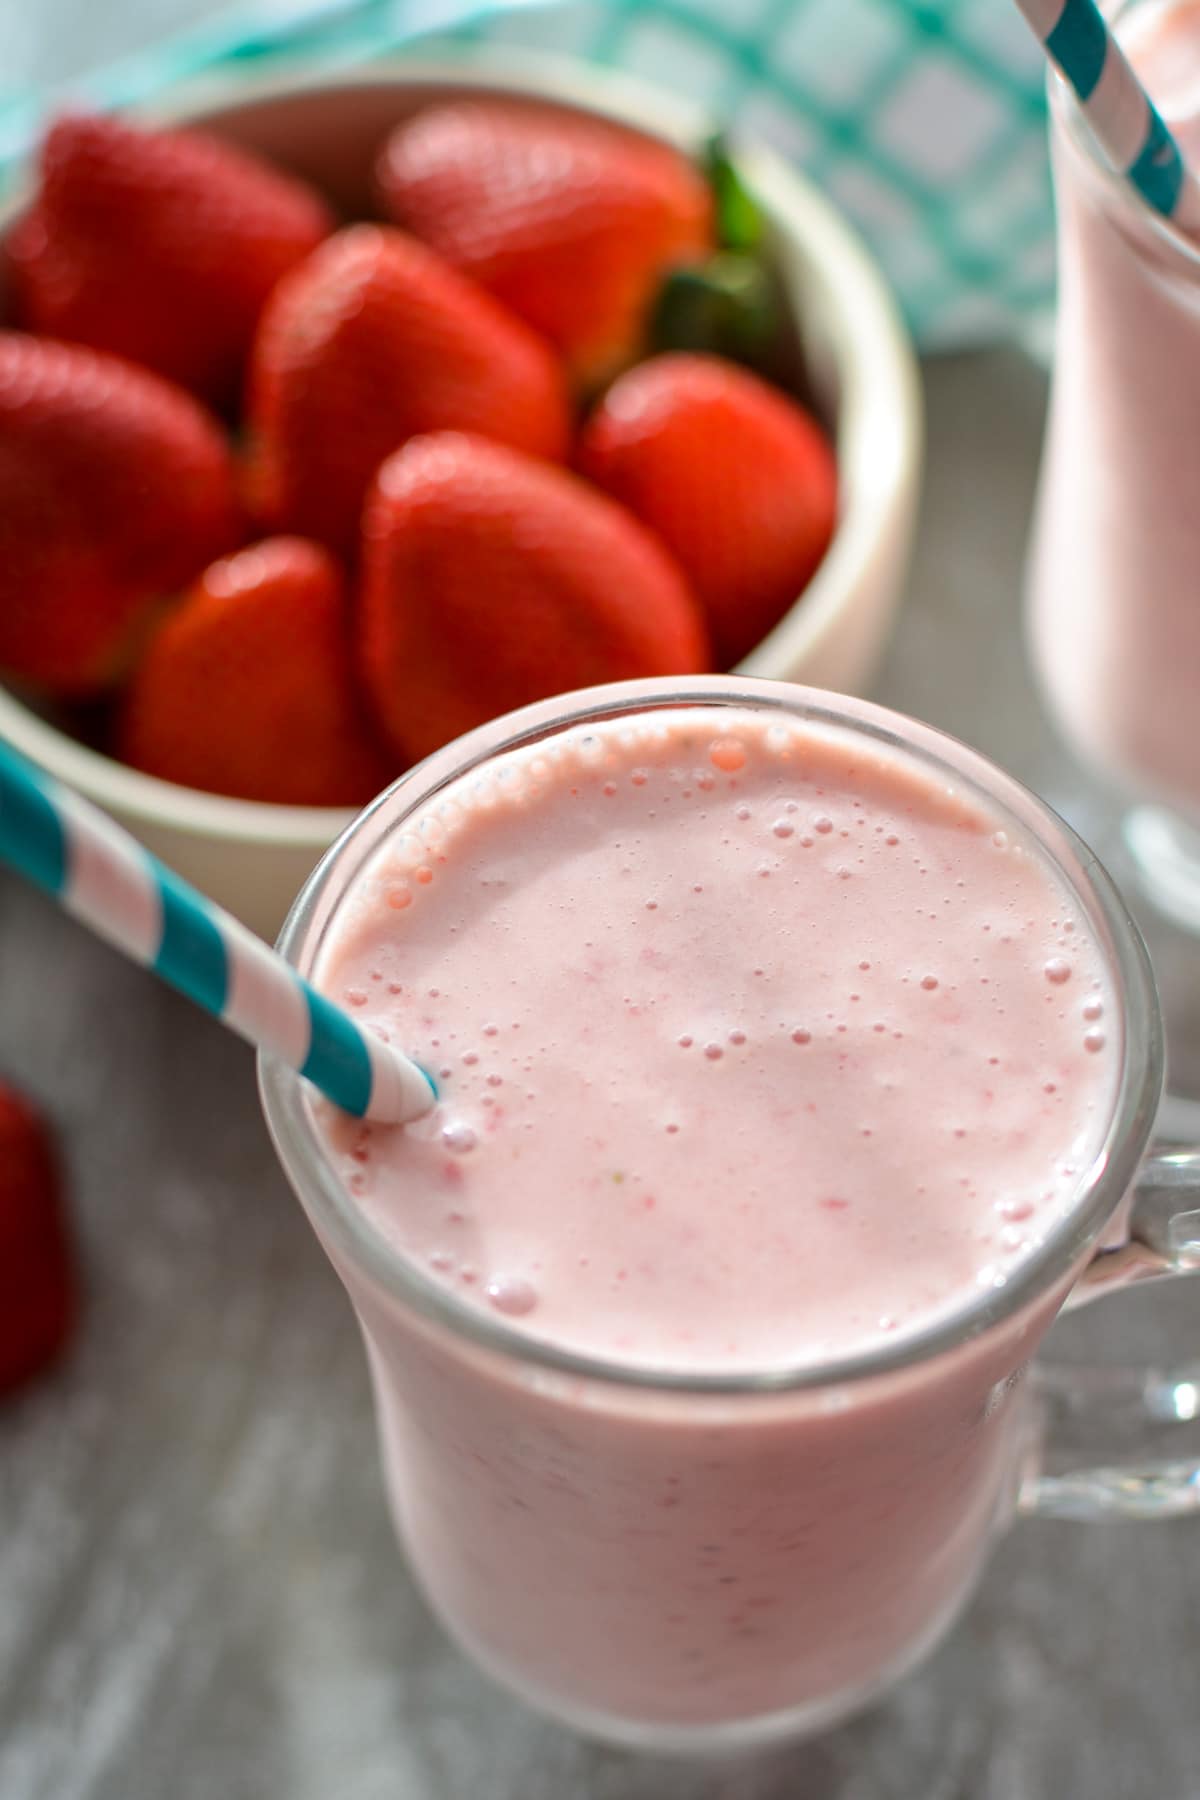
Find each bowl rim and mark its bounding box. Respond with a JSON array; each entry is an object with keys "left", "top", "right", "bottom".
[{"left": 0, "top": 49, "right": 921, "bottom": 850}]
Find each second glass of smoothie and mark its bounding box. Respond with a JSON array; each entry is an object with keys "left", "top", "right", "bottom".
[{"left": 1027, "top": 0, "right": 1200, "bottom": 929}]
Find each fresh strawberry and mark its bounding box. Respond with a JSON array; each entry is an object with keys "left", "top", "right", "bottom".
[
  {"left": 0, "top": 1081, "right": 77, "bottom": 1398},
  {"left": 376, "top": 101, "right": 713, "bottom": 385},
  {"left": 118, "top": 537, "right": 392, "bottom": 806},
  {"left": 359, "top": 431, "right": 710, "bottom": 762},
  {"left": 9, "top": 111, "right": 332, "bottom": 408},
  {"left": 246, "top": 224, "right": 570, "bottom": 559},
  {"left": 577, "top": 353, "right": 837, "bottom": 666},
  {"left": 0, "top": 332, "right": 243, "bottom": 694}
]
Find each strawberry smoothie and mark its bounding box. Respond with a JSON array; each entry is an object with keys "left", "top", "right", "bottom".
[
  {"left": 298, "top": 696, "right": 1119, "bottom": 1745},
  {"left": 1029, "top": 0, "right": 1200, "bottom": 824}
]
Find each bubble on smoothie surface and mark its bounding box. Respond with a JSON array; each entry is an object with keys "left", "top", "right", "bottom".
[
  {"left": 442, "top": 1122, "right": 477, "bottom": 1153},
  {"left": 709, "top": 738, "right": 747, "bottom": 772},
  {"left": 486, "top": 1275, "right": 538, "bottom": 1316}
]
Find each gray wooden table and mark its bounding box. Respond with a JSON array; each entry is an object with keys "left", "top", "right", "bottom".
[{"left": 0, "top": 68, "right": 1198, "bottom": 1788}]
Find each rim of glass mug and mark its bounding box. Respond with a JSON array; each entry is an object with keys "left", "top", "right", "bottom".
[
  {"left": 259, "top": 675, "right": 1163, "bottom": 1396},
  {"left": 1051, "top": 0, "right": 1200, "bottom": 278}
]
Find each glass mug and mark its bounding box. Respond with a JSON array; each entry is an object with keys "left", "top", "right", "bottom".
[
  {"left": 260, "top": 678, "right": 1200, "bottom": 1754},
  {"left": 1027, "top": 0, "right": 1200, "bottom": 930}
]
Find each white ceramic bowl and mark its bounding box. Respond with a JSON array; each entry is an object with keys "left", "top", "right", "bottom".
[{"left": 0, "top": 53, "right": 922, "bottom": 937}]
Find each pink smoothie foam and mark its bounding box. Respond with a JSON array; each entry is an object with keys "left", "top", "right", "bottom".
[
  {"left": 309, "top": 704, "right": 1117, "bottom": 1738},
  {"left": 317, "top": 707, "right": 1114, "bottom": 1367},
  {"left": 1029, "top": 0, "right": 1200, "bottom": 816}
]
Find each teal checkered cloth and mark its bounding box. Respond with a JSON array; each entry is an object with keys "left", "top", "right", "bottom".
[{"left": 0, "top": 0, "right": 1055, "bottom": 348}]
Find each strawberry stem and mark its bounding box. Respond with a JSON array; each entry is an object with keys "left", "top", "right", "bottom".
[
  {"left": 644, "top": 139, "right": 792, "bottom": 376},
  {"left": 648, "top": 254, "right": 780, "bottom": 366}
]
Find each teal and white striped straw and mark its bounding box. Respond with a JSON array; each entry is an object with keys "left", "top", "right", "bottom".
[
  {"left": 1016, "top": 0, "right": 1200, "bottom": 232},
  {"left": 0, "top": 740, "right": 437, "bottom": 1125}
]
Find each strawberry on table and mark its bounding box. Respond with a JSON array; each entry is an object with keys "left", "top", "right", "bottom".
[
  {"left": 246, "top": 224, "right": 570, "bottom": 559},
  {"left": 119, "top": 537, "right": 392, "bottom": 806},
  {"left": 376, "top": 101, "right": 713, "bottom": 385},
  {"left": 577, "top": 352, "right": 837, "bottom": 667},
  {"left": 0, "top": 1081, "right": 77, "bottom": 1398},
  {"left": 0, "top": 332, "right": 243, "bottom": 695},
  {"left": 9, "top": 111, "right": 332, "bottom": 409},
  {"left": 359, "top": 431, "right": 711, "bottom": 763}
]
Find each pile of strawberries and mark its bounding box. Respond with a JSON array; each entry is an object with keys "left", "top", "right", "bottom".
[{"left": 0, "top": 102, "right": 837, "bottom": 806}]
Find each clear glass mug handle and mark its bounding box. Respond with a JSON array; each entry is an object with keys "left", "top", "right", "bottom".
[{"left": 1019, "top": 1149, "right": 1200, "bottom": 1521}]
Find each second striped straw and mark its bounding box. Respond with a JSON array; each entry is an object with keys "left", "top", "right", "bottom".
[{"left": 1016, "top": 0, "right": 1200, "bottom": 233}]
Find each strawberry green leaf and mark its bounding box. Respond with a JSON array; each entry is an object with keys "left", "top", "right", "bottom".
[{"left": 704, "top": 134, "right": 764, "bottom": 253}]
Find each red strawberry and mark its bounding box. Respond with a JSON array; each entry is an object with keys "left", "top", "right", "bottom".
[
  {"left": 0, "top": 1082, "right": 77, "bottom": 1398},
  {"left": 246, "top": 224, "right": 570, "bottom": 559},
  {"left": 119, "top": 537, "right": 392, "bottom": 806},
  {"left": 9, "top": 111, "right": 332, "bottom": 408},
  {"left": 0, "top": 332, "right": 243, "bottom": 694},
  {"left": 377, "top": 101, "right": 713, "bottom": 385},
  {"left": 577, "top": 353, "right": 837, "bottom": 666},
  {"left": 359, "top": 431, "right": 710, "bottom": 762}
]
